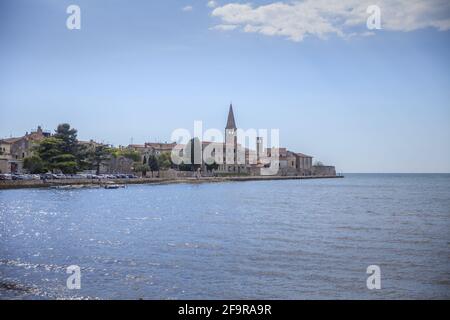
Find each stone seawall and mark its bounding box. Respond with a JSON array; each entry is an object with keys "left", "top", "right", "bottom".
[{"left": 0, "top": 175, "right": 343, "bottom": 190}]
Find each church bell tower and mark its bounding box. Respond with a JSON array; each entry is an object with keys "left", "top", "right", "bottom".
[{"left": 225, "top": 103, "right": 237, "bottom": 168}]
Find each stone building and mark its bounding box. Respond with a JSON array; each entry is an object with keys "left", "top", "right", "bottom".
[
  {"left": 106, "top": 156, "right": 135, "bottom": 174},
  {"left": 214, "top": 104, "right": 321, "bottom": 176},
  {"left": 312, "top": 165, "right": 336, "bottom": 176},
  {"left": 294, "top": 152, "right": 313, "bottom": 176},
  {"left": 119, "top": 104, "right": 327, "bottom": 177},
  {"left": 126, "top": 142, "right": 175, "bottom": 165},
  {"left": 0, "top": 126, "right": 50, "bottom": 173},
  {"left": 216, "top": 104, "right": 249, "bottom": 174},
  {"left": 144, "top": 142, "right": 177, "bottom": 156}
]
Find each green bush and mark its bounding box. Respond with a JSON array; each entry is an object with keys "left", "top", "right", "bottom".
[{"left": 23, "top": 155, "right": 47, "bottom": 174}]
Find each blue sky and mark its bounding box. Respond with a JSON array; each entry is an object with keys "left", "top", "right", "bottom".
[{"left": 1, "top": 0, "right": 449, "bottom": 173}]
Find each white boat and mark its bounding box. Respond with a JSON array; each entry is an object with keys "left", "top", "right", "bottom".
[{"left": 51, "top": 185, "right": 85, "bottom": 190}]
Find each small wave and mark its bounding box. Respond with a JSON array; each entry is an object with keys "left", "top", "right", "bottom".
[
  {"left": 0, "top": 259, "right": 66, "bottom": 272},
  {"left": 124, "top": 216, "right": 162, "bottom": 221},
  {"left": 0, "top": 278, "right": 99, "bottom": 300}
]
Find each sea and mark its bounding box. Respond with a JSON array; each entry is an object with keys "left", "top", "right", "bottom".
[{"left": 0, "top": 174, "right": 449, "bottom": 299}]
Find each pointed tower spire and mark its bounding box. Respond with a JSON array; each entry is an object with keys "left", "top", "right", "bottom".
[{"left": 226, "top": 103, "right": 237, "bottom": 130}]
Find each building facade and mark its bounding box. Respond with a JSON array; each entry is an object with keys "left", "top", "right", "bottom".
[
  {"left": 0, "top": 126, "right": 50, "bottom": 173},
  {"left": 211, "top": 104, "right": 327, "bottom": 176}
]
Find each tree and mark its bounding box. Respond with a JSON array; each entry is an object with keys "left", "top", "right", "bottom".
[
  {"left": 23, "top": 155, "right": 47, "bottom": 174},
  {"left": 53, "top": 123, "right": 79, "bottom": 154},
  {"left": 181, "top": 138, "right": 202, "bottom": 171},
  {"left": 148, "top": 155, "right": 159, "bottom": 177},
  {"left": 35, "top": 137, "right": 72, "bottom": 173},
  {"left": 88, "top": 145, "right": 112, "bottom": 175},
  {"left": 134, "top": 163, "right": 150, "bottom": 177},
  {"left": 75, "top": 143, "right": 90, "bottom": 171},
  {"left": 111, "top": 148, "right": 141, "bottom": 162},
  {"left": 51, "top": 154, "right": 79, "bottom": 173},
  {"left": 314, "top": 161, "right": 324, "bottom": 167},
  {"left": 55, "top": 123, "right": 88, "bottom": 171},
  {"left": 178, "top": 161, "right": 191, "bottom": 171},
  {"left": 157, "top": 152, "right": 172, "bottom": 171},
  {"left": 35, "top": 124, "right": 84, "bottom": 173},
  {"left": 205, "top": 159, "right": 219, "bottom": 172}
]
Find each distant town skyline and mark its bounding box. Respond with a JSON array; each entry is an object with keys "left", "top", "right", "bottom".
[{"left": 1, "top": 0, "right": 450, "bottom": 173}]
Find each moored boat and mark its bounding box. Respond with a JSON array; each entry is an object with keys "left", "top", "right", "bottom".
[{"left": 104, "top": 184, "right": 126, "bottom": 189}]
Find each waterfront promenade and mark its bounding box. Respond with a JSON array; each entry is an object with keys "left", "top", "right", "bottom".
[{"left": 0, "top": 175, "right": 343, "bottom": 190}]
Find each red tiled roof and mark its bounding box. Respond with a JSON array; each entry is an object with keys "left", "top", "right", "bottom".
[{"left": 0, "top": 137, "right": 23, "bottom": 144}]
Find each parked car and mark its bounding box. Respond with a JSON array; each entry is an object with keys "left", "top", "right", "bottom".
[
  {"left": 0, "top": 174, "right": 12, "bottom": 180},
  {"left": 40, "top": 173, "right": 54, "bottom": 180},
  {"left": 11, "top": 174, "right": 27, "bottom": 180}
]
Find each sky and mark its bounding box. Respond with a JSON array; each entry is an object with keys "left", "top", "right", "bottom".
[{"left": 1, "top": 0, "right": 449, "bottom": 173}]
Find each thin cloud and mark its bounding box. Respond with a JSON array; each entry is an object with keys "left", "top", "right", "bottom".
[
  {"left": 182, "top": 5, "right": 193, "bottom": 12},
  {"left": 207, "top": 1, "right": 217, "bottom": 8},
  {"left": 210, "top": 24, "right": 238, "bottom": 31},
  {"left": 210, "top": 0, "right": 450, "bottom": 42}
]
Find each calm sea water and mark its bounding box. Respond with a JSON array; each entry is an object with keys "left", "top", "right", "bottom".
[{"left": 0, "top": 174, "right": 449, "bottom": 299}]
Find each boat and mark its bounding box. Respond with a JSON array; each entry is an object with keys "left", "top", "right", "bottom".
[
  {"left": 50, "top": 185, "right": 86, "bottom": 190},
  {"left": 104, "top": 184, "right": 126, "bottom": 189}
]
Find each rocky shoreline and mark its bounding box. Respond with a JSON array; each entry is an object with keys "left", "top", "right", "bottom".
[{"left": 0, "top": 175, "right": 343, "bottom": 190}]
